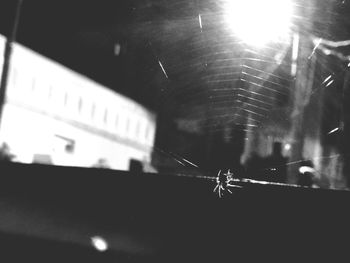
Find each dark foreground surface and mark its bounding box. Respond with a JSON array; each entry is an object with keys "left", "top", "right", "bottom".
[{"left": 0, "top": 161, "right": 349, "bottom": 262}]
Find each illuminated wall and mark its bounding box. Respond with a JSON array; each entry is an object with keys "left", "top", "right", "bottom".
[{"left": 0, "top": 34, "right": 156, "bottom": 171}]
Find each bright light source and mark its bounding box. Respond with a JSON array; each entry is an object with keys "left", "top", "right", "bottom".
[
  {"left": 91, "top": 236, "right": 108, "bottom": 252},
  {"left": 299, "top": 166, "right": 316, "bottom": 175},
  {"left": 223, "top": 0, "right": 294, "bottom": 46}
]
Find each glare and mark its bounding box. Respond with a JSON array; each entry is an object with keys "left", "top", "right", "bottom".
[
  {"left": 224, "top": 0, "right": 294, "bottom": 46},
  {"left": 91, "top": 236, "right": 108, "bottom": 252},
  {"left": 299, "top": 166, "right": 316, "bottom": 175}
]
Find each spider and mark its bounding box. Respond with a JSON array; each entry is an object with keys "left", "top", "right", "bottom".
[{"left": 213, "top": 169, "right": 242, "bottom": 197}]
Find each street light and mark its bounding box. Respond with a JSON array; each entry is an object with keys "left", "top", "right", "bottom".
[{"left": 223, "top": 0, "right": 294, "bottom": 47}]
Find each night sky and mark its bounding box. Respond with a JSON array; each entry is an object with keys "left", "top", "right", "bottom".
[
  {"left": 1, "top": 0, "right": 350, "bottom": 112},
  {"left": 0, "top": 0, "right": 163, "bottom": 110}
]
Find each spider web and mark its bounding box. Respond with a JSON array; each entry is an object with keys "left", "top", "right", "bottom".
[{"left": 132, "top": 0, "right": 349, "bottom": 189}]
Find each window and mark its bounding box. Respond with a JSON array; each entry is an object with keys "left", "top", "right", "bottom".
[
  {"left": 115, "top": 114, "right": 119, "bottom": 128},
  {"left": 145, "top": 125, "right": 149, "bottom": 140},
  {"left": 48, "top": 86, "right": 52, "bottom": 99},
  {"left": 31, "top": 78, "right": 36, "bottom": 91},
  {"left": 125, "top": 118, "right": 130, "bottom": 132},
  {"left": 104, "top": 108, "right": 108, "bottom": 124},
  {"left": 64, "top": 92, "right": 68, "bottom": 106},
  {"left": 78, "top": 97, "right": 83, "bottom": 113},
  {"left": 12, "top": 67, "right": 17, "bottom": 88},
  {"left": 135, "top": 121, "right": 140, "bottom": 138},
  {"left": 91, "top": 103, "right": 96, "bottom": 119}
]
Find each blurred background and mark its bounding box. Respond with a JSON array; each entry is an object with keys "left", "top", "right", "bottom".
[{"left": 1, "top": 0, "right": 350, "bottom": 189}]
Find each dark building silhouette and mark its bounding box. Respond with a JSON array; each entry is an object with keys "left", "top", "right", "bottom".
[
  {"left": 129, "top": 159, "right": 143, "bottom": 174},
  {"left": 0, "top": 142, "right": 15, "bottom": 162},
  {"left": 245, "top": 151, "right": 264, "bottom": 180},
  {"left": 264, "top": 142, "right": 288, "bottom": 183},
  {"left": 206, "top": 125, "right": 245, "bottom": 178}
]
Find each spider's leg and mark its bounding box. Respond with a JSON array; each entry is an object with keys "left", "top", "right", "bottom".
[
  {"left": 213, "top": 184, "right": 219, "bottom": 192},
  {"left": 227, "top": 188, "right": 233, "bottom": 194},
  {"left": 218, "top": 187, "right": 222, "bottom": 198}
]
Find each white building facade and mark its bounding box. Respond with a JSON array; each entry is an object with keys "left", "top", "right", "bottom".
[{"left": 0, "top": 34, "right": 156, "bottom": 171}]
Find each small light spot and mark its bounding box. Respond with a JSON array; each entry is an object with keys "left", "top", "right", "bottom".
[
  {"left": 322, "top": 75, "right": 332, "bottom": 85},
  {"left": 198, "top": 14, "right": 203, "bottom": 31},
  {"left": 91, "top": 236, "right": 108, "bottom": 252},
  {"left": 158, "top": 60, "right": 169, "bottom": 79},
  {"left": 308, "top": 38, "right": 322, "bottom": 59},
  {"left": 284, "top": 143, "right": 291, "bottom": 151},
  {"left": 114, "top": 43, "right": 121, "bottom": 56},
  {"left": 324, "top": 49, "right": 331, "bottom": 55},
  {"left": 325, "top": 79, "right": 334, "bottom": 87},
  {"left": 327, "top": 127, "right": 339, "bottom": 135}
]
